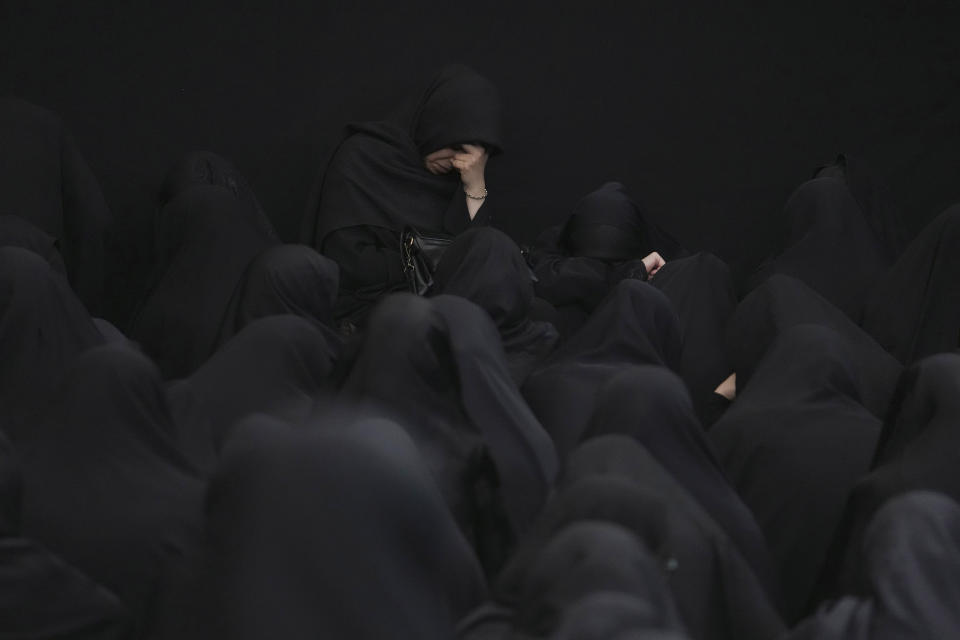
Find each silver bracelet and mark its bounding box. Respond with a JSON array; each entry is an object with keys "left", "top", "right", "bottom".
[{"left": 464, "top": 185, "right": 487, "bottom": 200}]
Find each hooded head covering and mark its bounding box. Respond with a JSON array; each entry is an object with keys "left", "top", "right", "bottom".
[
  {"left": 130, "top": 184, "right": 279, "bottom": 379},
  {"left": 561, "top": 182, "right": 685, "bottom": 262},
  {"left": 584, "top": 366, "right": 775, "bottom": 589},
  {"left": 303, "top": 64, "right": 503, "bottom": 248},
  {"left": 168, "top": 315, "right": 339, "bottom": 473},
  {"left": 343, "top": 294, "right": 556, "bottom": 571},
  {"left": 0, "top": 246, "right": 104, "bottom": 441},
  {"left": 432, "top": 227, "right": 558, "bottom": 384},
  {"left": 513, "top": 521, "right": 685, "bottom": 638},
  {"left": 197, "top": 413, "right": 486, "bottom": 640},
  {"left": 0, "top": 98, "right": 111, "bottom": 313},
  {"left": 710, "top": 324, "right": 881, "bottom": 622}
]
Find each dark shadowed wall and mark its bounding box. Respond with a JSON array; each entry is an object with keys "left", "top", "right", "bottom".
[{"left": 2, "top": 1, "right": 958, "bottom": 326}]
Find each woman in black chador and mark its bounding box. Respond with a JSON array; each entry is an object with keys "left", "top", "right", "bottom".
[{"left": 301, "top": 64, "right": 502, "bottom": 330}]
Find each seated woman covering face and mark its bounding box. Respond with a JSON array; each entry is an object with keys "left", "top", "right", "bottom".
[{"left": 301, "top": 64, "right": 502, "bottom": 330}]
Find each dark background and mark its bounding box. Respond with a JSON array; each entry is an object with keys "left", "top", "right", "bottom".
[{"left": 2, "top": 1, "right": 958, "bottom": 326}]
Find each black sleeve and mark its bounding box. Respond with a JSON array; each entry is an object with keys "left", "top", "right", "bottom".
[
  {"left": 527, "top": 225, "right": 613, "bottom": 310},
  {"left": 322, "top": 225, "right": 405, "bottom": 291},
  {"left": 443, "top": 188, "right": 493, "bottom": 235}
]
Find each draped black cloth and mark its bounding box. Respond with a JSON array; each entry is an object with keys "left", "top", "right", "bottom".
[
  {"left": 342, "top": 294, "right": 557, "bottom": 571},
  {"left": 0, "top": 246, "right": 104, "bottom": 442},
  {"left": 129, "top": 185, "right": 279, "bottom": 379},
  {"left": 646, "top": 252, "right": 738, "bottom": 426},
  {"left": 726, "top": 274, "right": 901, "bottom": 418},
  {"left": 789, "top": 492, "right": 960, "bottom": 640},
  {"left": 195, "top": 414, "right": 486, "bottom": 640},
  {"left": 522, "top": 280, "right": 683, "bottom": 459},
  {"left": 746, "top": 177, "right": 889, "bottom": 320},
  {"left": 860, "top": 204, "right": 960, "bottom": 366},
  {"left": 0, "top": 98, "right": 111, "bottom": 315},
  {"left": 819, "top": 352, "right": 960, "bottom": 599},
  {"left": 550, "top": 592, "right": 691, "bottom": 640},
  {"left": 432, "top": 227, "right": 558, "bottom": 385},
  {"left": 710, "top": 324, "right": 882, "bottom": 623},
  {"left": 157, "top": 151, "right": 278, "bottom": 241},
  {"left": 0, "top": 214, "right": 67, "bottom": 275},
  {"left": 1, "top": 431, "right": 134, "bottom": 640},
  {"left": 509, "top": 521, "right": 688, "bottom": 638},
  {"left": 168, "top": 315, "right": 338, "bottom": 473},
  {"left": 529, "top": 182, "right": 687, "bottom": 339},
  {"left": 583, "top": 366, "right": 777, "bottom": 592},
  {"left": 19, "top": 344, "right": 203, "bottom": 635},
  {"left": 217, "top": 244, "right": 342, "bottom": 348},
  {"left": 302, "top": 64, "right": 502, "bottom": 326},
  {"left": 496, "top": 435, "right": 785, "bottom": 640}
]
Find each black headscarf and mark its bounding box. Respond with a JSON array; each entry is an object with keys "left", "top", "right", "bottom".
[
  {"left": 168, "top": 315, "right": 339, "bottom": 473},
  {"left": 727, "top": 274, "right": 901, "bottom": 418},
  {"left": 497, "top": 436, "right": 785, "bottom": 640},
  {"left": 747, "top": 176, "right": 888, "bottom": 320},
  {"left": 860, "top": 204, "right": 960, "bottom": 366},
  {"left": 560, "top": 182, "right": 686, "bottom": 262},
  {"left": 522, "top": 280, "right": 683, "bottom": 459},
  {"left": 19, "top": 344, "right": 203, "bottom": 634},
  {"left": 0, "top": 246, "right": 104, "bottom": 442},
  {"left": 217, "top": 244, "right": 342, "bottom": 348},
  {"left": 432, "top": 227, "right": 559, "bottom": 384},
  {"left": 583, "top": 366, "right": 777, "bottom": 592},
  {"left": 302, "top": 63, "right": 503, "bottom": 248},
  {"left": 196, "top": 414, "right": 486, "bottom": 640},
  {"left": 0, "top": 431, "right": 134, "bottom": 640},
  {"left": 129, "top": 185, "right": 279, "bottom": 379},
  {"left": 550, "top": 592, "right": 692, "bottom": 640},
  {"left": 789, "top": 492, "right": 960, "bottom": 640},
  {"left": 511, "top": 521, "right": 687, "bottom": 638},
  {"left": 820, "top": 352, "right": 960, "bottom": 599},
  {"left": 157, "top": 151, "right": 277, "bottom": 241},
  {"left": 0, "top": 98, "right": 111, "bottom": 314},
  {"left": 710, "top": 324, "right": 882, "bottom": 623},
  {"left": 342, "top": 294, "right": 556, "bottom": 569}
]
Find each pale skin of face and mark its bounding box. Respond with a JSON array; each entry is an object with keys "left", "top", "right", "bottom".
[{"left": 423, "top": 144, "right": 489, "bottom": 220}]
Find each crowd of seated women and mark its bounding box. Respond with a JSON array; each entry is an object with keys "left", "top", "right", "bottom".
[{"left": 2, "top": 64, "right": 960, "bottom": 639}]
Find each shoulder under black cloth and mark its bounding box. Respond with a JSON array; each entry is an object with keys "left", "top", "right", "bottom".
[
  {"left": 0, "top": 98, "right": 111, "bottom": 315},
  {"left": 0, "top": 430, "right": 134, "bottom": 640},
  {"left": 788, "top": 492, "right": 960, "bottom": 640},
  {"left": 0, "top": 246, "right": 104, "bottom": 442},
  {"left": 583, "top": 366, "right": 777, "bottom": 593},
  {"left": 710, "top": 324, "right": 881, "bottom": 623},
  {"left": 168, "top": 315, "right": 339, "bottom": 474},
  {"left": 0, "top": 214, "right": 68, "bottom": 275},
  {"left": 522, "top": 280, "right": 683, "bottom": 459},
  {"left": 194, "top": 414, "right": 486, "bottom": 640},
  {"left": 432, "top": 227, "right": 558, "bottom": 385},
  {"left": 820, "top": 352, "right": 960, "bottom": 599},
  {"left": 860, "top": 203, "right": 960, "bottom": 366},
  {"left": 129, "top": 184, "right": 279, "bottom": 379},
  {"left": 217, "top": 244, "right": 343, "bottom": 349},
  {"left": 19, "top": 344, "right": 203, "bottom": 635}
]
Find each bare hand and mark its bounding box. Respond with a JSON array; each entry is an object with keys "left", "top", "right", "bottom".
[
  {"left": 451, "top": 144, "right": 488, "bottom": 192},
  {"left": 642, "top": 251, "right": 666, "bottom": 279}
]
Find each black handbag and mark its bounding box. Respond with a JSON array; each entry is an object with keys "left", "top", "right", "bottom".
[{"left": 401, "top": 226, "right": 453, "bottom": 295}]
